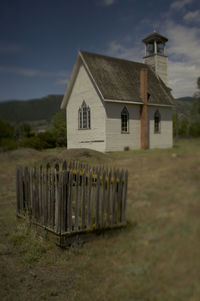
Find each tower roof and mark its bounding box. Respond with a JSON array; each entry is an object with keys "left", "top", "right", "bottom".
[{"left": 142, "top": 32, "right": 168, "bottom": 43}]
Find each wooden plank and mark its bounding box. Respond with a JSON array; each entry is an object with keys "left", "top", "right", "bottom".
[
  {"left": 62, "top": 171, "right": 68, "bottom": 232},
  {"left": 88, "top": 170, "right": 92, "bottom": 229},
  {"left": 122, "top": 169, "right": 128, "bottom": 222},
  {"left": 117, "top": 170, "right": 123, "bottom": 223},
  {"left": 23, "top": 167, "right": 28, "bottom": 211},
  {"left": 50, "top": 171, "right": 55, "bottom": 229},
  {"left": 95, "top": 170, "right": 100, "bottom": 229},
  {"left": 75, "top": 171, "right": 80, "bottom": 231},
  {"left": 30, "top": 168, "right": 34, "bottom": 216},
  {"left": 32, "top": 167, "right": 36, "bottom": 219},
  {"left": 42, "top": 169, "right": 46, "bottom": 225},
  {"left": 55, "top": 169, "right": 60, "bottom": 233},
  {"left": 35, "top": 168, "right": 40, "bottom": 221},
  {"left": 16, "top": 166, "right": 20, "bottom": 214},
  {"left": 112, "top": 172, "right": 117, "bottom": 225},
  {"left": 62, "top": 160, "right": 67, "bottom": 170},
  {"left": 68, "top": 171, "right": 73, "bottom": 232},
  {"left": 43, "top": 169, "right": 48, "bottom": 226},
  {"left": 39, "top": 165, "right": 43, "bottom": 223},
  {"left": 106, "top": 170, "right": 112, "bottom": 226},
  {"left": 81, "top": 170, "right": 86, "bottom": 230},
  {"left": 101, "top": 171, "right": 106, "bottom": 228},
  {"left": 47, "top": 168, "right": 51, "bottom": 226}
]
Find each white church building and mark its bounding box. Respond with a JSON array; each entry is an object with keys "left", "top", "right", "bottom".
[{"left": 61, "top": 32, "right": 174, "bottom": 152}]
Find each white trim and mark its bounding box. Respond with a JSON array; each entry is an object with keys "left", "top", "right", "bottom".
[
  {"left": 148, "top": 103, "right": 174, "bottom": 107},
  {"left": 105, "top": 98, "right": 143, "bottom": 105},
  {"left": 105, "top": 98, "right": 173, "bottom": 107}
]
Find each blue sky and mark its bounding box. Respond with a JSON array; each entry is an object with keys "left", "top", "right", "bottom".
[{"left": 0, "top": 0, "right": 200, "bottom": 101}]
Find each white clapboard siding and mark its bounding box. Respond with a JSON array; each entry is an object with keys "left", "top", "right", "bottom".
[
  {"left": 67, "top": 62, "right": 106, "bottom": 152},
  {"left": 148, "top": 106, "right": 173, "bottom": 149},
  {"left": 105, "top": 102, "right": 141, "bottom": 152}
]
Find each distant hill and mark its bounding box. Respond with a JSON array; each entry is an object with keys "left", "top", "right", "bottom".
[
  {"left": 0, "top": 94, "right": 195, "bottom": 124},
  {"left": 0, "top": 95, "right": 63, "bottom": 123},
  {"left": 174, "top": 96, "right": 195, "bottom": 119}
]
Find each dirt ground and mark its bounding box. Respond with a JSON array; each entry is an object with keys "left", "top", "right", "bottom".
[{"left": 0, "top": 140, "right": 200, "bottom": 301}]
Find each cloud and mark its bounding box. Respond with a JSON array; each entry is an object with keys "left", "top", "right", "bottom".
[
  {"left": 99, "top": 0, "right": 116, "bottom": 6},
  {"left": 105, "top": 40, "right": 143, "bottom": 62},
  {"left": 183, "top": 9, "right": 200, "bottom": 23},
  {"left": 163, "top": 21, "right": 200, "bottom": 97},
  {"left": 0, "top": 66, "right": 67, "bottom": 78},
  {"left": 0, "top": 42, "right": 22, "bottom": 53},
  {"left": 170, "top": 0, "right": 194, "bottom": 10},
  {"left": 0, "top": 65, "right": 69, "bottom": 86}
]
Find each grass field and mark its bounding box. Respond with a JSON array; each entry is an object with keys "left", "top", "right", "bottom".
[{"left": 0, "top": 139, "right": 200, "bottom": 301}]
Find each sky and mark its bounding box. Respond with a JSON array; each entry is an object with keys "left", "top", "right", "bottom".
[{"left": 0, "top": 0, "right": 200, "bottom": 102}]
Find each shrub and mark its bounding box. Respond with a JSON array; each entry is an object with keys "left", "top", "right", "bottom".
[
  {"left": 0, "top": 138, "right": 18, "bottom": 151},
  {"left": 0, "top": 119, "right": 14, "bottom": 140},
  {"left": 22, "top": 132, "right": 57, "bottom": 150},
  {"left": 37, "top": 132, "right": 57, "bottom": 149},
  {"left": 189, "top": 121, "right": 200, "bottom": 137},
  {"left": 22, "top": 136, "right": 43, "bottom": 150}
]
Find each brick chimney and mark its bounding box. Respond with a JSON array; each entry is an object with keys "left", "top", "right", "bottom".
[{"left": 140, "top": 69, "right": 149, "bottom": 149}]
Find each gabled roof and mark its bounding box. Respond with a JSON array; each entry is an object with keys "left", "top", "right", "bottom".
[{"left": 61, "top": 50, "right": 174, "bottom": 109}]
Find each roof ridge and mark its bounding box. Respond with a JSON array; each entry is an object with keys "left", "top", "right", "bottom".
[{"left": 80, "top": 50, "right": 146, "bottom": 66}]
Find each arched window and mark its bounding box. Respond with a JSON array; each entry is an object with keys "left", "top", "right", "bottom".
[
  {"left": 154, "top": 110, "right": 161, "bottom": 133},
  {"left": 78, "top": 101, "right": 91, "bottom": 129},
  {"left": 121, "top": 106, "right": 129, "bottom": 133}
]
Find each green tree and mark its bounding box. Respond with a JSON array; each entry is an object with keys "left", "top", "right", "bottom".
[
  {"left": 0, "top": 119, "right": 14, "bottom": 140},
  {"left": 0, "top": 119, "right": 18, "bottom": 150},
  {"left": 50, "top": 110, "right": 66, "bottom": 146}
]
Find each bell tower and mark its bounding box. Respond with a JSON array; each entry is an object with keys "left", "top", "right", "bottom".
[{"left": 142, "top": 32, "right": 168, "bottom": 86}]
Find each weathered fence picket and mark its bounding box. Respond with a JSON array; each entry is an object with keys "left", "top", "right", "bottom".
[{"left": 16, "top": 160, "right": 128, "bottom": 237}]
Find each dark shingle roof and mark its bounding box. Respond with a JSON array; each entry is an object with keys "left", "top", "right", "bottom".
[
  {"left": 80, "top": 51, "right": 174, "bottom": 106},
  {"left": 142, "top": 32, "right": 168, "bottom": 43}
]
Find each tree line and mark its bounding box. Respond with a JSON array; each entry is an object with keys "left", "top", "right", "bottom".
[
  {"left": 0, "top": 110, "right": 66, "bottom": 151},
  {"left": 173, "top": 77, "right": 200, "bottom": 138},
  {"left": 1, "top": 77, "right": 200, "bottom": 151}
]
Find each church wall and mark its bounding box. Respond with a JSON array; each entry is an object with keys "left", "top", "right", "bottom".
[
  {"left": 148, "top": 106, "right": 173, "bottom": 149},
  {"left": 105, "top": 102, "right": 141, "bottom": 152},
  {"left": 67, "top": 62, "right": 106, "bottom": 152}
]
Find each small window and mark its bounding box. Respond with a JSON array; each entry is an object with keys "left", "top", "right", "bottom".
[
  {"left": 78, "top": 101, "right": 91, "bottom": 129},
  {"left": 121, "top": 107, "right": 129, "bottom": 133},
  {"left": 154, "top": 110, "right": 161, "bottom": 133}
]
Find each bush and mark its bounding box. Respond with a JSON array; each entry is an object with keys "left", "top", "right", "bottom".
[
  {"left": 22, "top": 132, "right": 57, "bottom": 150},
  {"left": 0, "top": 119, "right": 14, "bottom": 140},
  {"left": 50, "top": 110, "right": 66, "bottom": 147},
  {"left": 0, "top": 138, "right": 18, "bottom": 151},
  {"left": 37, "top": 132, "right": 57, "bottom": 149},
  {"left": 22, "top": 136, "right": 43, "bottom": 150},
  {"left": 189, "top": 121, "right": 200, "bottom": 137}
]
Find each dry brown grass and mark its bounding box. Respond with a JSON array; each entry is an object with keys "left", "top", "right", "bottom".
[{"left": 0, "top": 140, "right": 200, "bottom": 301}]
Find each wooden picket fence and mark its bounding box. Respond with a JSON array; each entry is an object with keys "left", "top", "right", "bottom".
[{"left": 16, "top": 160, "right": 128, "bottom": 243}]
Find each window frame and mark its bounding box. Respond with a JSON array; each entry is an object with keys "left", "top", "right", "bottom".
[
  {"left": 78, "top": 101, "right": 91, "bottom": 130},
  {"left": 154, "top": 109, "right": 161, "bottom": 134},
  {"left": 121, "top": 106, "right": 129, "bottom": 134}
]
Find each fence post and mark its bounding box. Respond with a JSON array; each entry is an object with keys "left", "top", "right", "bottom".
[
  {"left": 95, "top": 170, "right": 100, "bottom": 229},
  {"left": 75, "top": 171, "right": 80, "bottom": 231},
  {"left": 81, "top": 170, "right": 86, "bottom": 230},
  {"left": 55, "top": 164, "right": 60, "bottom": 233},
  {"left": 101, "top": 171, "right": 106, "bottom": 228},
  {"left": 122, "top": 169, "right": 128, "bottom": 222},
  {"left": 88, "top": 170, "right": 92, "bottom": 229},
  {"left": 67, "top": 170, "right": 73, "bottom": 232},
  {"left": 112, "top": 172, "right": 117, "bottom": 225}
]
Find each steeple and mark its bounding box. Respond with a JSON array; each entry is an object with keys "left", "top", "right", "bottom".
[{"left": 142, "top": 32, "right": 168, "bottom": 86}]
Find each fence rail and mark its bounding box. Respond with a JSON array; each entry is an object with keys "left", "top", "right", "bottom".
[{"left": 16, "top": 160, "right": 128, "bottom": 236}]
